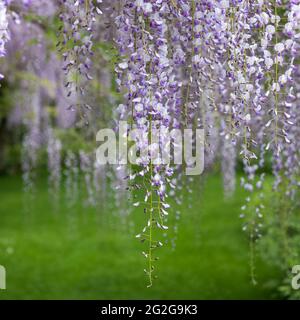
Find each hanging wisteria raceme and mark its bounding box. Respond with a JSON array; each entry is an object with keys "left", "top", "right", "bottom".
[
  {"left": 79, "top": 150, "right": 97, "bottom": 207},
  {"left": 116, "top": 0, "right": 184, "bottom": 286},
  {"left": 224, "top": 1, "right": 267, "bottom": 282},
  {"left": 47, "top": 127, "right": 62, "bottom": 209},
  {"left": 0, "top": 0, "right": 9, "bottom": 79},
  {"left": 57, "top": 0, "right": 103, "bottom": 117},
  {"left": 64, "top": 150, "right": 79, "bottom": 211},
  {"left": 277, "top": 0, "right": 300, "bottom": 198}
]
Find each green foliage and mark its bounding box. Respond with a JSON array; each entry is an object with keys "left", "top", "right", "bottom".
[
  {"left": 55, "top": 128, "right": 94, "bottom": 154},
  {"left": 258, "top": 186, "right": 300, "bottom": 299},
  {"left": 0, "top": 82, "right": 13, "bottom": 121}
]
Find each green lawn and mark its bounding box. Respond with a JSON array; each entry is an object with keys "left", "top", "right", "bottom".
[{"left": 0, "top": 173, "right": 281, "bottom": 299}]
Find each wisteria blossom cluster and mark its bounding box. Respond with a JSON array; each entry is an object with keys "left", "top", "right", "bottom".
[
  {"left": 0, "top": 0, "right": 9, "bottom": 79},
  {"left": 114, "top": 0, "right": 300, "bottom": 285},
  {"left": 1, "top": 0, "right": 300, "bottom": 286},
  {"left": 57, "top": 0, "right": 102, "bottom": 112}
]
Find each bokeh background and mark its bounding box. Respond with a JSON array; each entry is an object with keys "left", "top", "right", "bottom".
[{"left": 0, "top": 173, "right": 284, "bottom": 299}]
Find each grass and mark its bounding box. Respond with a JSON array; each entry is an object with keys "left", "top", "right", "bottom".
[{"left": 0, "top": 173, "right": 282, "bottom": 299}]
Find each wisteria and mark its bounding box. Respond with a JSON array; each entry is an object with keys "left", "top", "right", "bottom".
[
  {"left": 1, "top": 0, "right": 300, "bottom": 289},
  {"left": 0, "top": 0, "right": 9, "bottom": 79},
  {"left": 57, "top": 0, "right": 102, "bottom": 115},
  {"left": 113, "top": 0, "right": 300, "bottom": 285}
]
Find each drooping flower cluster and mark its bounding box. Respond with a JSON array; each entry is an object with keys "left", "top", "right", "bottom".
[
  {"left": 57, "top": 0, "right": 102, "bottom": 113},
  {"left": 115, "top": 0, "right": 177, "bottom": 286},
  {"left": 114, "top": 0, "right": 300, "bottom": 284},
  {"left": 0, "top": 0, "right": 9, "bottom": 79}
]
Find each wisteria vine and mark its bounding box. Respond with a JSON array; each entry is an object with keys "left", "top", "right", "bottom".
[{"left": 1, "top": 0, "right": 300, "bottom": 287}]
